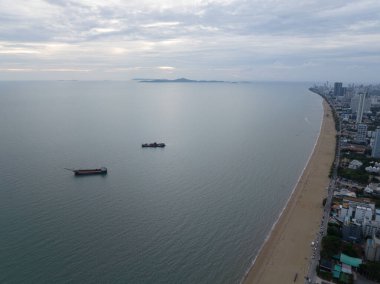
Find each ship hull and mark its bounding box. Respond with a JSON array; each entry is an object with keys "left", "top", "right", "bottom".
[
  {"left": 74, "top": 171, "right": 107, "bottom": 176},
  {"left": 142, "top": 143, "right": 166, "bottom": 148},
  {"left": 73, "top": 167, "right": 107, "bottom": 176}
]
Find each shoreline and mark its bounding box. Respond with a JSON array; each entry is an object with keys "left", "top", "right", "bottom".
[
  {"left": 240, "top": 95, "right": 325, "bottom": 282},
  {"left": 243, "top": 98, "right": 336, "bottom": 283}
]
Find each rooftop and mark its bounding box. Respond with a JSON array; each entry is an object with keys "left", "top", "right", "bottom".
[{"left": 340, "top": 253, "right": 362, "bottom": 268}]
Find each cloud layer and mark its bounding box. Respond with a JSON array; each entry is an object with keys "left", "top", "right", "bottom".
[{"left": 1, "top": 0, "right": 380, "bottom": 81}]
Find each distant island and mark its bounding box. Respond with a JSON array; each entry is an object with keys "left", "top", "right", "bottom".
[{"left": 134, "top": 78, "right": 236, "bottom": 83}]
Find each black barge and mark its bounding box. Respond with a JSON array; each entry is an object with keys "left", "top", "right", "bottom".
[
  {"left": 142, "top": 142, "right": 166, "bottom": 148},
  {"left": 65, "top": 167, "right": 108, "bottom": 175}
]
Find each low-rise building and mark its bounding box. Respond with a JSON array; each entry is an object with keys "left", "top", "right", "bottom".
[
  {"left": 348, "top": 160, "right": 363, "bottom": 169},
  {"left": 365, "top": 166, "right": 380, "bottom": 173},
  {"left": 339, "top": 253, "right": 362, "bottom": 268},
  {"left": 319, "top": 258, "right": 333, "bottom": 272},
  {"left": 334, "top": 189, "right": 356, "bottom": 198},
  {"left": 363, "top": 184, "right": 380, "bottom": 197}
]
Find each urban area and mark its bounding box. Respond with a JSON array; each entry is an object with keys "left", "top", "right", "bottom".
[{"left": 307, "top": 82, "right": 380, "bottom": 284}]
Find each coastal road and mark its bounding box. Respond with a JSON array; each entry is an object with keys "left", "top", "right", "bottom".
[{"left": 306, "top": 179, "right": 336, "bottom": 283}]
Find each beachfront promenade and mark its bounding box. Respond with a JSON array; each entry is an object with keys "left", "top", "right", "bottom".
[{"left": 244, "top": 99, "right": 336, "bottom": 284}]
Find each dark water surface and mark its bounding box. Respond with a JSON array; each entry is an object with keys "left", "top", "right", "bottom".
[{"left": 0, "top": 81, "right": 322, "bottom": 283}]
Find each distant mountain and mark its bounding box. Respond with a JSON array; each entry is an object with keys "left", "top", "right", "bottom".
[{"left": 134, "top": 78, "right": 236, "bottom": 83}]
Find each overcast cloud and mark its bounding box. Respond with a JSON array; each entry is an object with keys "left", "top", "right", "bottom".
[{"left": 0, "top": 0, "right": 379, "bottom": 82}]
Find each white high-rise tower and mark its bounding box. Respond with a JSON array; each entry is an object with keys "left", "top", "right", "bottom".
[{"left": 356, "top": 93, "right": 366, "bottom": 124}]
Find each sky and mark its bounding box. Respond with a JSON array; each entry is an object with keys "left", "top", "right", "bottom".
[{"left": 0, "top": 0, "right": 380, "bottom": 82}]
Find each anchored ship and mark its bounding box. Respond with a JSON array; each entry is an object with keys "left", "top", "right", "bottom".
[
  {"left": 65, "top": 167, "right": 108, "bottom": 176},
  {"left": 142, "top": 142, "right": 166, "bottom": 148}
]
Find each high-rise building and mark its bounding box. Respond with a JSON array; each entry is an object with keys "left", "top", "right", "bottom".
[
  {"left": 356, "top": 93, "right": 366, "bottom": 124},
  {"left": 342, "top": 220, "right": 362, "bottom": 243},
  {"left": 356, "top": 123, "right": 367, "bottom": 143},
  {"left": 334, "top": 82, "right": 343, "bottom": 97},
  {"left": 355, "top": 206, "right": 373, "bottom": 222},
  {"left": 365, "top": 231, "right": 380, "bottom": 261},
  {"left": 372, "top": 127, "right": 380, "bottom": 158},
  {"left": 342, "top": 87, "right": 347, "bottom": 97},
  {"left": 362, "top": 220, "right": 380, "bottom": 238},
  {"left": 351, "top": 93, "right": 371, "bottom": 114}
]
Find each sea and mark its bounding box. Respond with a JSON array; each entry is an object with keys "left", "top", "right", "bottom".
[{"left": 0, "top": 81, "right": 323, "bottom": 284}]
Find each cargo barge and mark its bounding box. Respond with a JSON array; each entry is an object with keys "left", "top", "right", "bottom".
[
  {"left": 142, "top": 142, "right": 166, "bottom": 148},
  {"left": 65, "top": 167, "right": 108, "bottom": 176}
]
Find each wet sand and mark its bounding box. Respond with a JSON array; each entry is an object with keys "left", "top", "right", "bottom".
[{"left": 243, "top": 99, "right": 336, "bottom": 284}]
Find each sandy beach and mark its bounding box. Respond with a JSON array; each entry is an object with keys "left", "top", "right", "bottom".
[{"left": 243, "top": 99, "right": 336, "bottom": 284}]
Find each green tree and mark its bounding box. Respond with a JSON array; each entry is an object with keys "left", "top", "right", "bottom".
[
  {"left": 321, "top": 235, "right": 341, "bottom": 258},
  {"left": 359, "top": 262, "right": 380, "bottom": 282},
  {"left": 341, "top": 243, "right": 358, "bottom": 258},
  {"left": 327, "top": 225, "right": 342, "bottom": 238}
]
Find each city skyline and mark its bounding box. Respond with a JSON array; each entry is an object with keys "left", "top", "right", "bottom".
[{"left": 1, "top": 0, "right": 380, "bottom": 82}]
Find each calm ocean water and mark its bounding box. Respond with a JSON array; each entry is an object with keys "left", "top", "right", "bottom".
[{"left": 0, "top": 81, "right": 322, "bottom": 283}]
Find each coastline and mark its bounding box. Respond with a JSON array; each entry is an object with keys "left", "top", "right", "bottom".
[{"left": 243, "top": 98, "right": 336, "bottom": 284}]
